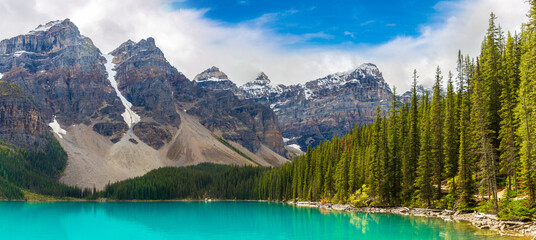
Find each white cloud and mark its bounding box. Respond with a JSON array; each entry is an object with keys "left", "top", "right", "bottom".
[{"left": 0, "top": 0, "right": 529, "bottom": 91}]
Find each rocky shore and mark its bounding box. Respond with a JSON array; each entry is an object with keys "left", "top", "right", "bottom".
[{"left": 291, "top": 201, "right": 536, "bottom": 239}]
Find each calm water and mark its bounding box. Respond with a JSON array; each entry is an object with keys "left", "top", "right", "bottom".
[{"left": 0, "top": 201, "right": 525, "bottom": 240}]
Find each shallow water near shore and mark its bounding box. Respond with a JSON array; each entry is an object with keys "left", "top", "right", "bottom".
[{"left": 0, "top": 201, "right": 527, "bottom": 239}]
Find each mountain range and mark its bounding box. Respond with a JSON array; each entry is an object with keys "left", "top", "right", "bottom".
[
  {"left": 0, "top": 19, "right": 392, "bottom": 190},
  {"left": 194, "top": 64, "right": 392, "bottom": 150}
]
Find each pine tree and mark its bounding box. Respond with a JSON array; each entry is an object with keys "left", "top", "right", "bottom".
[
  {"left": 499, "top": 32, "right": 520, "bottom": 192},
  {"left": 367, "top": 106, "right": 383, "bottom": 199},
  {"left": 480, "top": 13, "right": 504, "bottom": 151},
  {"left": 417, "top": 91, "right": 433, "bottom": 208},
  {"left": 402, "top": 70, "right": 420, "bottom": 204},
  {"left": 348, "top": 147, "right": 358, "bottom": 195},
  {"left": 430, "top": 67, "right": 445, "bottom": 200},
  {"left": 516, "top": 0, "right": 536, "bottom": 203},
  {"left": 444, "top": 71, "right": 459, "bottom": 195},
  {"left": 386, "top": 87, "right": 402, "bottom": 205},
  {"left": 471, "top": 61, "right": 499, "bottom": 212},
  {"left": 335, "top": 146, "right": 349, "bottom": 202}
]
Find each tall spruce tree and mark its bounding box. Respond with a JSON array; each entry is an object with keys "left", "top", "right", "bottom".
[
  {"left": 386, "top": 87, "right": 402, "bottom": 205},
  {"left": 480, "top": 13, "right": 504, "bottom": 152},
  {"left": 516, "top": 0, "right": 536, "bottom": 203},
  {"left": 499, "top": 32, "right": 520, "bottom": 192},
  {"left": 458, "top": 56, "right": 476, "bottom": 209},
  {"left": 430, "top": 67, "right": 445, "bottom": 200},
  {"left": 367, "top": 106, "right": 383, "bottom": 199},
  {"left": 471, "top": 61, "right": 499, "bottom": 212},
  {"left": 444, "top": 71, "right": 459, "bottom": 195},
  {"left": 417, "top": 91, "right": 433, "bottom": 208},
  {"left": 403, "top": 70, "right": 420, "bottom": 204}
]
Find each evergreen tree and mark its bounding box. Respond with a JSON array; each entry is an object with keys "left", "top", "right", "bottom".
[
  {"left": 335, "top": 146, "right": 349, "bottom": 202},
  {"left": 516, "top": 0, "right": 536, "bottom": 203},
  {"left": 367, "top": 106, "right": 383, "bottom": 198},
  {"left": 402, "top": 70, "right": 420, "bottom": 204},
  {"left": 430, "top": 67, "right": 445, "bottom": 200},
  {"left": 416, "top": 91, "right": 433, "bottom": 208},
  {"left": 444, "top": 71, "right": 459, "bottom": 195},
  {"left": 471, "top": 61, "right": 499, "bottom": 212},
  {"left": 386, "top": 87, "right": 402, "bottom": 205},
  {"left": 499, "top": 32, "right": 520, "bottom": 192},
  {"left": 480, "top": 13, "right": 504, "bottom": 151}
]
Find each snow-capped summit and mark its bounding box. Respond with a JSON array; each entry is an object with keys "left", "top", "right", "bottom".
[
  {"left": 29, "top": 19, "right": 64, "bottom": 34},
  {"left": 239, "top": 72, "right": 284, "bottom": 99},
  {"left": 306, "top": 63, "right": 385, "bottom": 91},
  {"left": 195, "top": 63, "right": 391, "bottom": 151},
  {"left": 193, "top": 66, "right": 237, "bottom": 91},
  {"left": 253, "top": 72, "right": 271, "bottom": 85}
]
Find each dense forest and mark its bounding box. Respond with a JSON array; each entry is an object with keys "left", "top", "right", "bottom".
[
  {"left": 101, "top": 164, "right": 266, "bottom": 200},
  {"left": 253, "top": 3, "right": 536, "bottom": 219},
  {"left": 100, "top": 3, "right": 536, "bottom": 220},
  {"left": 0, "top": 138, "right": 90, "bottom": 199}
]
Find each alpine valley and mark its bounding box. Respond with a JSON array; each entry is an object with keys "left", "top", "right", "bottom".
[{"left": 0, "top": 19, "right": 390, "bottom": 191}]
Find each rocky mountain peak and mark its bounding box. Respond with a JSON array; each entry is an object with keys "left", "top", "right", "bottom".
[
  {"left": 239, "top": 72, "right": 283, "bottom": 99},
  {"left": 28, "top": 19, "right": 78, "bottom": 35},
  {"left": 194, "top": 66, "right": 229, "bottom": 81},
  {"left": 111, "top": 37, "right": 163, "bottom": 59},
  {"left": 254, "top": 72, "right": 271, "bottom": 85},
  {"left": 196, "top": 63, "right": 392, "bottom": 150},
  {"left": 193, "top": 66, "right": 237, "bottom": 91}
]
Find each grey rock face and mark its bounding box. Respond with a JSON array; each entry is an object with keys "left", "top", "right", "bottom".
[
  {"left": 0, "top": 19, "right": 288, "bottom": 162},
  {"left": 110, "top": 38, "right": 286, "bottom": 156},
  {"left": 0, "top": 19, "right": 127, "bottom": 142},
  {"left": 0, "top": 81, "right": 50, "bottom": 151},
  {"left": 193, "top": 66, "right": 237, "bottom": 92},
  {"left": 197, "top": 64, "right": 392, "bottom": 150}
]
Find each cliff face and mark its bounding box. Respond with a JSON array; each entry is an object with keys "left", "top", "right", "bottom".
[
  {"left": 193, "top": 66, "right": 238, "bottom": 92},
  {"left": 109, "top": 39, "right": 286, "bottom": 156},
  {"left": 0, "top": 81, "right": 49, "bottom": 150},
  {"left": 0, "top": 19, "right": 127, "bottom": 143},
  {"left": 176, "top": 68, "right": 286, "bottom": 157},
  {"left": 195, "top": 64, "right": 392, "bottom": 150}
]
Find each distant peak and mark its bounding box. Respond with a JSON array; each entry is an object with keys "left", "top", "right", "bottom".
[
  {"left": 29, "top": 19, "right": 76, "bottom": 34},
  {"left": 139, "top": 37, "right": 156, "bottom": 48},
  {"left": 194, "top": 66, "right": 230, "bottom": 82},
  {"left": 257, "top": 72, "right": 269, "bottom": 81}
]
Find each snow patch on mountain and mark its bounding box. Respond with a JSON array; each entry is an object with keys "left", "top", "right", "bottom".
[
  {"left": 49, "top": 116, "right": 67, "bottom": 138},
  {"left": 104, "top": 54, "right": 140, "bottom": 128},
  {"left": 13, "top": 51, "right": 28, "bottom": 57},
  {"left": 287, "top": 144, "right": 302, "bottom": 151},
  {"left": 29, "top": 20, "right": 63, "bottom": 34}
]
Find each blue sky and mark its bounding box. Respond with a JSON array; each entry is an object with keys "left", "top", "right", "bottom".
[{"left": 172, "top": 0, "right": 450, "bottom": 46}]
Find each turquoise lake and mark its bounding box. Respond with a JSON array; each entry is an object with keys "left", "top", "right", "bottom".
[{"left": 0, "top": 201, "right": 525, "bottom": 239}]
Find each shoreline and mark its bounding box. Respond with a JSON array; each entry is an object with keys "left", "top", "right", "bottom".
[
  {"left": 3, "top": 198, "right": 535, "bottom": 238},
  {"left": 289, "top": 201, "right": 536, "bottom": 239}
]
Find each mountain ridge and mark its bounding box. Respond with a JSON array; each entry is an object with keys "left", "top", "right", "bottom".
[
  {"left": 0, "top": 19, "right": 289, "bottom": 190},
  {"left": 194, "top": 63, "right": 392, "bottom": 150}
]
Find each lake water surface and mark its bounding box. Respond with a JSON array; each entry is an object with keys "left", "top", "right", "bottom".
[{"left": 0, "top": 201, "right": 526, "bottom": 239}]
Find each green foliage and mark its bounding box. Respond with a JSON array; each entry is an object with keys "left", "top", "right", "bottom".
[
  {"left": 0, "top": 176, "right": 24, "bottom": 200},
  {"left": 0, "top": 138, "right": 87, "bottom": 198},
  {"left": 498, "top": 197, "right": 535, "bottom": 221},
  {"left": 102, "top": 163, "right": 267, "bottom": 200}
]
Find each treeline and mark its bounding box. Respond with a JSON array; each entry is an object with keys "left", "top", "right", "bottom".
[
  {"left": 0, "top": 138, "right": 91, "bottom": 199},
  {"left": 256, "top": 4, "right": 536, "bottom": 217},
  {"left": 101, "top": 163, "right": 266, "bottom": 200}
]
